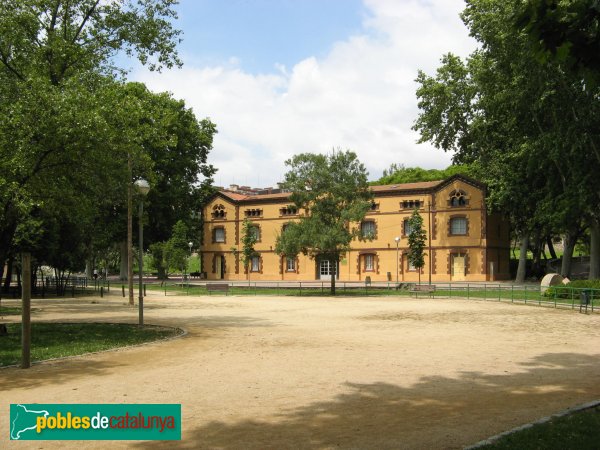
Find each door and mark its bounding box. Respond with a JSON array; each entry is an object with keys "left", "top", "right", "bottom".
[
  {"left": 318, "top": 260, "right": 339, "bottom": 280},
  {"left": 452, "top": 254, "right": 466, "bottom": 281},
  {"left": 215, "top": 255, "right": 225, "bottom": 280}
]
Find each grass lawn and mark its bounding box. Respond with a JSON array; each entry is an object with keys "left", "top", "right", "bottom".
[
  {"left": 0, "top": 322, "right": 182, "bottom": 367},
  {"left": 480, "top": 405, "right": 600, "bottom": 449},
  {"left": 0, "top": 305, "right": 21, "bottom": 315}
]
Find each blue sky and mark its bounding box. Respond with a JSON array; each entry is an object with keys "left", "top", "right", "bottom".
[
  {"left": 175, "top": 0, "right": 368, "bottom": 74},
  {"left": 134, "top": 0, "right": 477, "bottom": 188}
]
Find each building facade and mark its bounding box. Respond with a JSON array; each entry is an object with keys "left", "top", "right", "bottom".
[{"left": 201, "top": 175, "right": 510, "bottom": 282}]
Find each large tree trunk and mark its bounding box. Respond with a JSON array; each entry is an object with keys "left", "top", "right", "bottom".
[
  {"left": 515, "top": 235, "right": 529, "bottom": 283},
  {"left": 85, "top": 259, "right": 93, "bottom": 280},
  {"left": 561, "top": 231, "right": 576, "bottom": 278},
  {"left": 119, "top": 241, "right": 128, "bottom": 280},
  {"left": 546, "top": 236, "right": 558, "bottom": 260},
  {"left": 530, "top": 230, "right": 543, "bottom": 278},
  {"left": 3, "top": 258, "right": 13, "bottom": 293},
  {"left": 589, "top": 218, "right": 600, "bottom": 279}
]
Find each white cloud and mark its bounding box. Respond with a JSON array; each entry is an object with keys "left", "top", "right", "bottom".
[{"left": 133, "top": 0, "right": 477, "bottom": 187}]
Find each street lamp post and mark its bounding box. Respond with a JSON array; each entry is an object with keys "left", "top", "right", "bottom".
[
  {"left": 135, "top": 179, "right": 150, "bottom": 326},
  {"left": 394, "top": 236, "right": 401, "bottom": 285}
]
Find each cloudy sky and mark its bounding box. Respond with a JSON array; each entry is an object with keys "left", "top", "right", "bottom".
[{"left": 132, "top": 0, "right": 477, "bottom": 188}]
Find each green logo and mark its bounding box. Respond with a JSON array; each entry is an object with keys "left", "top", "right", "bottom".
[{"left": 10, "top": 404, "right": 181, "bottom": 440}]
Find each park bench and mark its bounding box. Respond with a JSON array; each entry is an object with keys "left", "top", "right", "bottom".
[
  {"left": 206, "top": 283, "right": 229, "bottom": 295},
  {"left": 409, "top": 284, "right": 436, "bottom": 298}
]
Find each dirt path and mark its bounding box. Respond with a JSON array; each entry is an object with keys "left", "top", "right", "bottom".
[{"left": 2, "top": 293, "right": 600, "bottom": 449}]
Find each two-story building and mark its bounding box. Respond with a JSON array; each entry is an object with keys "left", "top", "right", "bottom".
[{"left": 201, "top": 175, "right": 510, "bottom": 282}]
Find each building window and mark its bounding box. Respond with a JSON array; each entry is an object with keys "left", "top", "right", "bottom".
[
  {"left": 280, "top": 206, "right": 298, "bottom": 216},
  {"left": 251, "top": 255, "right": 260, "bottom": 272},
  {"left": 403, "top": 218, "right": 412, "bottom": 237},
  {"left": 449, "top": 190, "right": 468, "bottom": 207},
  {"left": 450, "top": 217, "right": 467, "bottom": 235},
  {"left": 407, "top": 258, "right": 416, "bottom": 271},
  {"left": 245, "top": 208, "right": 263, "bottom": 217},
  {"left": 361, "top": 221, "right": 376, "bottom": 238},
  {"left": 213, "top": 227, "right": 225, "bottom": 243},
  {"left": 365, "top": 254, "right": 374, "bottom": 271},
  {"left": 401, "top": 200, "right": 422, "bottom": 209},
  {"left": 286, "top": 257, "right": 296, "bottom": 272},
  {"left": 212, "top": 204, "right": 226, "bottom": 219},
  {"left": 249, "top": 225, "right": 260, "bottom": 241}
]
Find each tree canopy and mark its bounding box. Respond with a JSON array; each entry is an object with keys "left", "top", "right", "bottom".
[
  {"left": 412, "top": 0, "right": 600, "bottom": 281},
  {"left": 275, "top": 150, "right": 373, "bottom": 294},
  {"left": 0, "top": 0, "right": 217, "bottom": 286}
]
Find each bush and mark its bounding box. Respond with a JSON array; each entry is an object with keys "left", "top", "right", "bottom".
[{"left": 545, "top": 279, "right": 600, "bottom": 298}]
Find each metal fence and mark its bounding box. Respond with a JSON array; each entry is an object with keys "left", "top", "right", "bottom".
[{"left": 154, "top": 281, "right": 598, "bottom": 313}]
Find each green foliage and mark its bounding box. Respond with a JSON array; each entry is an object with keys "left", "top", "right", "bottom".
[
  {"left": 1, "top": 323, "right": 181, "bottom": 367},
  {"left": 0, "top": 1, "right": 218, "bottom": 285},
  {"left": 480, "top": 406, "right": 600, "bottom": 450},
  {"left": 239, "top": 219, "right": 258, "bottom": 274},
  {"left": 407, "top": 209, "right": 427, "bottom": 281},
  {"left": 275, "top": 150, "right": 373, "bottom": 294},
  {"left": 516, "top": 0, "right": 600, "bottom": 87},
  {"left": 544, "top": 279, "right": 600, "bottom": 298},
  {"left": 413, "top": 0, "right": 600, "bottom": 280},
  {"left": 163, "top": 220, "right": 191, "bottom": 274},
  {"left": 376, "top": 164, "right": 475, "bottom": 185}
]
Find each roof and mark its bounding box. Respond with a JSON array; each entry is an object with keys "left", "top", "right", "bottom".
[{"left": 211, "top": 175, "right": 483, "bottom": 204}]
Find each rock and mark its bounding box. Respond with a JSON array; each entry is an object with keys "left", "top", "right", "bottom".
[{"left": 541, "top": 273, "right": 564, "bottom": 294}]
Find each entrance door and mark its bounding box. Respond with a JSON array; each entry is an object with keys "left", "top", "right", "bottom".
[
  {"left": 318, "top": 260, "right": 339, "bottom": 280},
  {"left": 452, "top": 254, "right": 466, "bottom": 281},
  {"left": 215, "top": 255, "right": 225, "bottom": 279}
]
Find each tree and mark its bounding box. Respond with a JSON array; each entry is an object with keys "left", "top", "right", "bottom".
[
  {"left": 407, "top": 209, "right": 427, "bottom": 284},
  {"left": 163, "top": 220, "right": 190, "bottom": 277},
  {"left": 275, "top": 150, "right": 373, "bottom": 295},
  {"left": 517, "top": 0, "right": 600, "bottom": 85},
  {"left": 238, "top": 219, "right": 258, "bottom": 283},
  {"left": 376, "top": 164, "right": 475, "bottom": 185},
  {"left": 413, "top": 0, "right": 600, "bottom": 281},
  {"left": 0, "top": 0, "right": 185, "bottom": 283}
]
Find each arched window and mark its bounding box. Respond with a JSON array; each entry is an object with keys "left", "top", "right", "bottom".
[
  {"left": 212, "top": 204, "right": 226, "bottom": 219},
  {"left": 449, "top": 190, "right": 468, "bottom": 207}
]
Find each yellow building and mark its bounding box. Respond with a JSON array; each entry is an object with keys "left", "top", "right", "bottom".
[{"left": 201, "top": 175, "right": 510, "bottom": 282}]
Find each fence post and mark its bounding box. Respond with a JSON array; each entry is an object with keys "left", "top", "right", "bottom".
[
  {"left": 100, "top": 286, "right": 104, "bottom": 298},
  {"left": 466, "top": 283, "right": 469, "bottom": 300},
  {"left": 571, "top": 287, "right": 575, "bottom": 309},
  {"left": 299, "top": 281, "right": 302, "bottom": 296},
  {"left": 484, "top": 284, "right": 487, "bottom": 300},
  {"left": 144, "top": 284, "right": 146, "bottom": 297},
  {"left": 122, "top": 285, "right": 125, "bottom": 297}
]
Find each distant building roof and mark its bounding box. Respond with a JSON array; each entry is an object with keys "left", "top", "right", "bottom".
[{"left": 214, "top": 175, "right": 481, "bottom": 204}]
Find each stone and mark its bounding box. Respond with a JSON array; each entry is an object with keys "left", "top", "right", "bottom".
[{"left": 540, "top": 273, "right": 564, "bottom": 294}]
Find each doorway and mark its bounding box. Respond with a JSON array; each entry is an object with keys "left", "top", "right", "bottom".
[
  {"left": 451, "top": 254, "right": 466, "bottom": 281},
  {"left": 318, "top": 259, "right": 339, "bottom": 280},
  {"left": 215, "top": 255, "right": 225, "bottom": 279}
]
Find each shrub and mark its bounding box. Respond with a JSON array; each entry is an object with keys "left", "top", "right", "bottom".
[{"left": 544, "top": 279, "right": 600, "bottom": 298}]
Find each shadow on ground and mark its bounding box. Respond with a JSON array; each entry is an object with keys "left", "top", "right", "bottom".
[{"left": 132, "top": 352, "right": 600, "bottom": 450}]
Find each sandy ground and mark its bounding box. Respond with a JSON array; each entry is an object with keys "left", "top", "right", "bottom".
[{"left": 1, "top": 292, "right": 600, "bottom": 450}]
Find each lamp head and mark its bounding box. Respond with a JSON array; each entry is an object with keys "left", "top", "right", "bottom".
[{"left": 135, "top": 179, "right": 150, "bottom": 196}]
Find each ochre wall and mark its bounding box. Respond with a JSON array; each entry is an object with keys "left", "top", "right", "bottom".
[{"left": 201, "top": 178, "right": 510, "bottom": 282}]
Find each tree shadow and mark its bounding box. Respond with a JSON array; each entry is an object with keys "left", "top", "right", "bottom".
[
  {"left": 131, "top": 352, "right": 600, "bottom": 450},
  {"left": 0, "top": 314, "right": 274, "bottom": 390}
]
